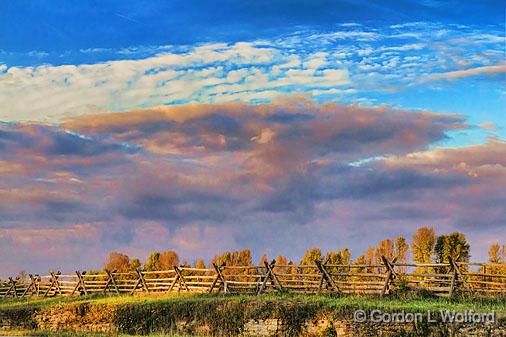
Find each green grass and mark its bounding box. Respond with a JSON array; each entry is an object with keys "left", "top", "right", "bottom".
[
  {"left": 1, "top": 292, "right": 504, "bottom": 314},
  {"left": 0, "top": 293, "right": 504, "bottom": 337}
]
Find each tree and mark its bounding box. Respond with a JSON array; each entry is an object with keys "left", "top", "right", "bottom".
[
  {"left": 275, "top": 255, "right": 288, "bottom": 274},
  {"left": 144, "top": 251, "right": 161, "bottom": 271},
  {"left": 300, "top": 248, "right": 322, "bottom": 275},
  {"left": 325, "top": 248, "right": 351, "bottom": 279},
  {"left": 374, "top": 239, "right": 394, "bottom": 263},
  {"left": 104, "top": 252, "right": 131, "bottom": 272},
  {"left": 212, "top": 249, "right": 253, "bottom": 279},
  {"left": 394, "top": 236, "right": 409, "bottom": 262},
  {"left": 258, "top": 254, "right": 268, "bottom": 266},
  {"left": 275, "top": 255, "right": 288, "bottom": 266},
  {"left": 354, "top": 255, "right": 366, "bottom": 271},
  {"left": 237, "top": 249, "right": 253, "bottom": 266},
  {"left": 411, "top": 227, "right": 436, "bottom": 264},
  {"left": 300, "top": 248, "right": 322, "bottom": 265},
  {"left": 488, "top": 243, "right": 506, "bottom": 275},
  {"left": 129, "top": 258, "right": 141, "bottom": 270},
  {"left": 287, "top": 261, "right": 298, "bottom": 281},
  {"left": 488, "top": 243, "right": 506, "bottom": 264},
  {"left": 341, "top": 248, "right": 351, "bottom": 265},
  {"left": 364, "top": 247, "right": 375, "bottom": 273},
  {"left": 212, "top": 249, "right": 252, "bottom": 267},
  {"left": 158, "top": 250, "right": 179, "bottom": 270},
  {"left": 325, "top": 248, "right": 351, "bottom": 265},
  {"left": 144, "top": 250, "right": 179, "bottom": 271},
  {"left": 364, "top": 247, "right": 375, "bottom": 264},
  {"left": 194, "top": 259, "right": 206, "bottom": 269},
  {"left": 191, "top": 258, "right": 207, "bottom": 281},
  {"left": 352, "top": 254, "right": 368, "bottom": 280},
  {"left": 434, "top": 232, "right": 470, "bottom": 263}
]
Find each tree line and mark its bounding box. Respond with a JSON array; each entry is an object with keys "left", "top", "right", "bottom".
[{"left": 101, "top": 227, "right": 505, "bottom": 275}]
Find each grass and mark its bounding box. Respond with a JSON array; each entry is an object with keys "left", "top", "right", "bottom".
[
  {"left": 0, "top": 292, "right": 504, "bottom": 314},
  {"left": 0, "top": 293, "right": 504, "bottom": 337}
]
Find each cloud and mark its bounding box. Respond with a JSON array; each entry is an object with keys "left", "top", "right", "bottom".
[
  {"left": 479, "top": 121, "right": 498, "bottom": 131},
  {"left": 3, "top": 97, "right": 500, "bottom": 277},
  {"left": 1, "top": 23, "right": 504, "bottom": 124},
  {"left": 64, "top": 98, "right": 466, "bottom": 160},
  {"left": 382, "top": 138, "right": 506, "bottom": 180},
  {"left": 0, "top": 123, "right": 139, "bottom": 176},
  {"left": 424, "top": 63, "right": 506, "bottom": 81},
  {"left": 375, "top": 139, "right": 506, "bottom": 228},
  {"left": 0, "top": 42, "right": 349, "bottom": 123}
]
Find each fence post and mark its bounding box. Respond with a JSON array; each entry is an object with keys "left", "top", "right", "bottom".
[
  {"left": 315, "top": 260, "right": 339, "bottom": 293},
  {"left": 71, "top": 271, "right": 88, "bottom": 296},
  {"left": 209, "top": 263, "right": 227, "bottom": 293},
  {"left": 21, "top": 274, "right": 36, "bottom": 297},
  {"left": 130, "top": 269, "right": 148, "bottom": 294},
  {"left": 257, "top": 260, "right": 281, "bottom": 294},
  {"left": 448, "top": 257, "right": 461, "bottom": 297},
  {"left": 53, "top": 272, "right": 63, "bottom": 295},
  {"left": 103, "top": 269, "right": 120, "bottom": 294},
  {"left": 137, "top": 268, "right": 150, "bottom": 293},
  {"left": 34, "top": 275, "right": 41, "bottom": 296},
  {"left": 3, "top": 277, "right": 17, "bottom": 298},
  {"left": 44, "top": 271, "right": 60, "bottom": 297},
  {"left": 257, "top": 263, "right": 270, "bottom": 295},
  {"left": 265, "top": 260, "right": 283, "bottom": 292},
  {"left": 79, "top": 271, "right": 88, "bottom": 295},
  {"left": 174, "top": 266, "right": 190, "bottom": 292},
  {"left": 380, "top": 256, "right": 397, "bottom": 297}
]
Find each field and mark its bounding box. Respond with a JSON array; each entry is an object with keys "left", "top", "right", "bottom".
[
  {"left": 1, "top": 292, "right": 505, "bottom": 313},
  {"left": 0, "top": 292, "right": 505, "bottom": 336}
]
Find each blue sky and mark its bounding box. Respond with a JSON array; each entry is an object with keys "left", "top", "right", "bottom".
[
  {"left": 1, "top": 1, "right": 504, "bottom": 144},
  {"left": 0, "top": 0, "right": 505, "bottom": 275},
  {"left": 1, "top": 1, "right": 504, "bottom": 57}
]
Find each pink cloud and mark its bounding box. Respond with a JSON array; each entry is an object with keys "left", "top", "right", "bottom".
[
  {"left": 424, "top": 63, "right": 506, "bottom": 81},
  {"left": 0, "top": 97, "right": 503, "bottom": 276}
]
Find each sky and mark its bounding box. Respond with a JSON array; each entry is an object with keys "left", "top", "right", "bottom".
[{"left": 0, "top": 0, "right": 505, "bottom": 277}]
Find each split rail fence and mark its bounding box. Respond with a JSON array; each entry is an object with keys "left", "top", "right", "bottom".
[{"left": 1, "top": 258, "right": 505, "bottom": 299}]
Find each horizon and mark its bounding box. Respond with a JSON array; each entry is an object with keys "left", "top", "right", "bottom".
[
  {"left": 0, "top": 0, "right": 505, "bottom": 278},
  {"left": 0, "top": 225, "right": 492, "bottom": 278}
]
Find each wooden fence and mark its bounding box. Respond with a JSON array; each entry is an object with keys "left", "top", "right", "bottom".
[{"left": 1, "top": 257, "right": 505, "bottom": 299}]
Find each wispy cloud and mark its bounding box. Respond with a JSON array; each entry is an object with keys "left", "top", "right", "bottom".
[
  {"left": 424, "top": 63, "right": 506, "bottom": 81},
  {"left": 0, "top": 23, "right": 503, "bottom": 123}
]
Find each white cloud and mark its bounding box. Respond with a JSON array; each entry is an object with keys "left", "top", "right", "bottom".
[
  {"left": 303, "top": 52, "right": 328, "bottom": 70},
  {"left": 0, "top": 42, "right": 352, "bottom": 123},
  {"left": 0, "top": 23, "right": 503, "bottom": 123}
]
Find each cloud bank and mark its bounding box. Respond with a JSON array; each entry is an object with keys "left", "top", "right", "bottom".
[{"left": 1, "top": 97, "right": 504, "bottom": 276}]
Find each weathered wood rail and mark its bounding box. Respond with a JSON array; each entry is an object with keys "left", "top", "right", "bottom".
[{"left": 1, "top": 258, "right": 505, "bottom": 299}]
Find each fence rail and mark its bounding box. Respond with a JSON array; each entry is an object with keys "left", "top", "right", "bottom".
[{"left": 1, "top": 257, "right": 505, "bottom": 299}]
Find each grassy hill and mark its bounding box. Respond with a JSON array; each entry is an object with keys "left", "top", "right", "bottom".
[{"left": 0, "top": 293, "right": 504, "bottom": 336}]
